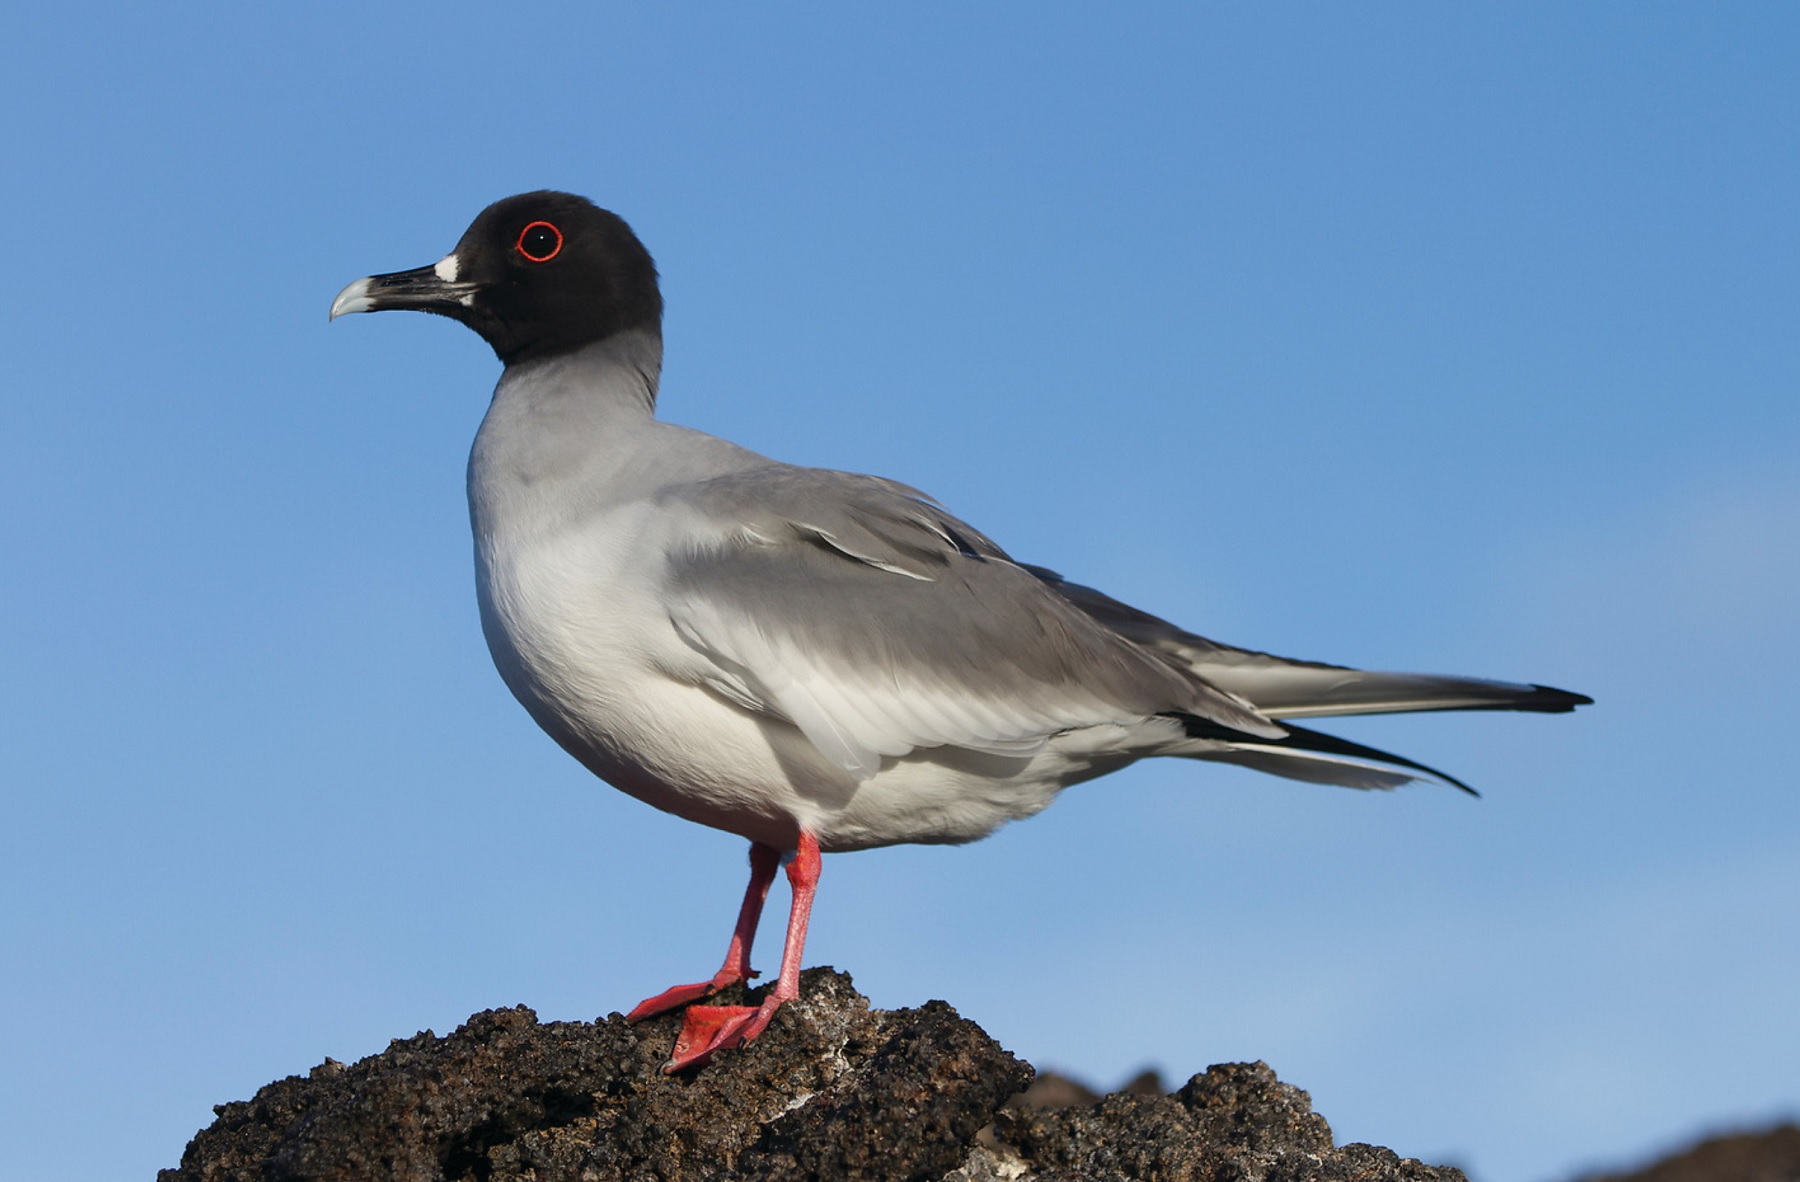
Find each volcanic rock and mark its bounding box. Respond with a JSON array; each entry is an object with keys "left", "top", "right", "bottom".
[{"left": 160, "top": 968, "right": 1466, "bottom": 1182}]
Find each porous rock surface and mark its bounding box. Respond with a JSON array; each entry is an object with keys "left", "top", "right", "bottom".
[{"left": 160, "top": 968, "right": 1465, "bottom": 1182}]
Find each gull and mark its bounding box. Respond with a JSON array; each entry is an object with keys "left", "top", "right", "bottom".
[{"left": 331, "top": 191, "right": 1589, "bottom": 1071}]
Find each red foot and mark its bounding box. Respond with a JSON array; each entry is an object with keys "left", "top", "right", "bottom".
[
  {"left": 642, "top": 831, "right": 820, "bottom": 1074},
  {"left": 625, "top": 971, "right": 757, "bottom": 1024},
  {"left": 624, "top": 842, "right": 781, "bottom": 1025},
  {"left": 664, "top": 998, "right": 785, "bottom": 1071}
]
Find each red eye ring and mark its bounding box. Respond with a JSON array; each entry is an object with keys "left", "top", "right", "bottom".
[{"left": 516, "top": 221, "right": 564, "bottom": 262}]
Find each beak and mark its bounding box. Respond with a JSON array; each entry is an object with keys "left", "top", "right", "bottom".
[{"left": 330, "top": 257, "right": 480, "bottom": 320}]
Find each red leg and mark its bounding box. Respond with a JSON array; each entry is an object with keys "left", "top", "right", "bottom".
[
  {"left": 626, "top": 841, "right": 781, "bottom": 1023},
  {"left": 664, "top": 831, "right": 821, "bottom": 1072}
]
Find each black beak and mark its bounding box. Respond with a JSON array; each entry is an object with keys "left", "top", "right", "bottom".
[{"left": 330, "top": 259, "right": 481, "bottom": 321}]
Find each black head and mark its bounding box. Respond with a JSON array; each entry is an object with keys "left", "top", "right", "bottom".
[{"left": 331, "top": 191, "right": 662, "bottom": 367}]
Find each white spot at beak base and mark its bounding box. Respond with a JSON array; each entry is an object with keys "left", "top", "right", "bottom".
[{"left": 434, "top": 253, "right": 461, "bottom": 282}]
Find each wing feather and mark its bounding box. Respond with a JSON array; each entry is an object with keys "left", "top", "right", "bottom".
[
  {"left": 1026, "top": 565, "right": 1591, "bottom": 718},
  {"left": 661, "top": 467, "right": 1281, "bottom": 777}
]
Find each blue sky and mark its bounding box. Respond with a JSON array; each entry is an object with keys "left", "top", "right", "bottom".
[{"left": 3, "top": 5, "right": 1796, "bottom": 1180}]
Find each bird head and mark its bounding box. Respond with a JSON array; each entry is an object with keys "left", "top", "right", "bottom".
[{"left": 330, "top": 191, "right": 661, "bottom": 366}]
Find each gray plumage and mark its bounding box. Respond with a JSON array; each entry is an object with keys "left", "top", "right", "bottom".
[{"left": 328, "top": 191, "right": 1592, "bottom": 849}]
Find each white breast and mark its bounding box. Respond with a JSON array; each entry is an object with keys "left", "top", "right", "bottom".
[
  {"left": 462, "top": 346, "right": 1122, "bottom": 852},
  {"left": 466, "top": 373, "right": 816, "bottom": 843}
]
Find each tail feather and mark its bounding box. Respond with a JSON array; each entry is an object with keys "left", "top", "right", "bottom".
[
  {"left": 1173, "top": 714, "right": 1479, "bottom": 796},
  {"left": 1023, "top": 563, "right": 1590, "bottom": 796}
]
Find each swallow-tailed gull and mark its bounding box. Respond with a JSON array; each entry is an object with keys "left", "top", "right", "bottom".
[{"left": 331, "top": 191, "right": 1590, "bottom": 1071}]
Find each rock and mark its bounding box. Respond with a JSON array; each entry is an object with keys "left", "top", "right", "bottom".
[
  {"left": 995, "top": 1061, "right": 1460, "bottom": 1182},
  {"left": 1572, "top": 1122, "right": 1800, "bottom": 1182},
  {"left": 159, "top": 968, "right": 1465, "bottom": 1182}
]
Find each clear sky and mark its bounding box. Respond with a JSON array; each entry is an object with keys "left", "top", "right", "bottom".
[{"left": 3, "top": 6, "right": 1796, "bottom": 1181}]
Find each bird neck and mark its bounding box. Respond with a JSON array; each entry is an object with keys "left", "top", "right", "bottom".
[
  {"left": 497, "top": 327, "right": 664, "bottom": 417},
  {"left": 469, "top": 327, "right": 672, "bottom": 543}
]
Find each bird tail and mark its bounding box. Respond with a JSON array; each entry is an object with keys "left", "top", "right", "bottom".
[
  {"left": 1026, "top": 563, "right": 1590, "bottom": 793},
  {"left": 1169, "top": 714, "right": 1480, "bottom": 795},
  {"left": 1028, "top": 563, "right": 1589, "bottom": 719}
]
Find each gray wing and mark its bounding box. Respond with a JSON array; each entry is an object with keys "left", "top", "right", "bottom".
[
  {"left": 660, "top": 466, "right": 1282, "bottom": 779},
  {"left": 1024, "top": 566, "right": 1591, "bottom": 718}
]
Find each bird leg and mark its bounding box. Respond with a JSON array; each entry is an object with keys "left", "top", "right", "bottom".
[
  {"left": 662, "top": 830, "right": 821, "bottom": 1072},
  {"left": 626, "top": 840, "right": 781, "bottom": 1023}
]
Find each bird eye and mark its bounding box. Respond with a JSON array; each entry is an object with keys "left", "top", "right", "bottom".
[{"left": 516, "top": 221, "right": 564, "bottom": 263}]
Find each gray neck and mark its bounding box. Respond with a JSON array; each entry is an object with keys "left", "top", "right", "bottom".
[
  {"left": 496, "top": 327, "right": 664, "bottom": 415},
  {"left": 469, "top": 328, "right": 669, "bottom": 541}
]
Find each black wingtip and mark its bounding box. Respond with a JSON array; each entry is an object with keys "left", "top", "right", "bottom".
[
  {"left": 1520, "top": 684, "right": 1595, "bottom": 713},
  {"left": 1427, "top": 683, "right": 1594, "bottom": 716}
]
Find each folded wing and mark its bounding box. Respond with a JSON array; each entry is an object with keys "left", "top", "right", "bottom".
[
  {"left": 1025, "top": 565, "right": 1591, "bottom": 718},
  {"left": 659, "top": 467, "right": 1587, "bottom": 792},
  {"left": 661, "top": 467, "right": 1282, "bottom": 779}
]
